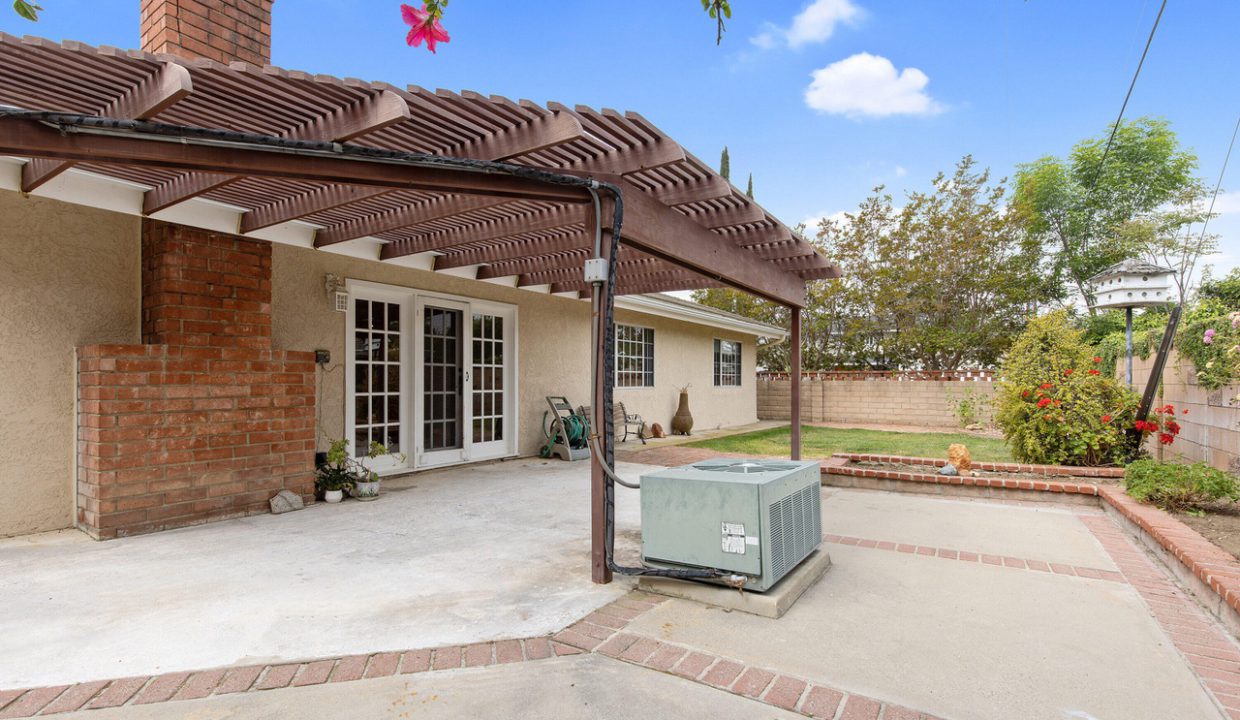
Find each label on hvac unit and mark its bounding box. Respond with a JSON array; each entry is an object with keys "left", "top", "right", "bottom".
[{"left": 722, "top": 522, "right": 746, "bottom": 554}]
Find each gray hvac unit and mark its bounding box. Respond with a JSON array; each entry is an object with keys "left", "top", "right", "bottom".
[{"left": 640, "top": 458, "right": 823, "bottom": 592}]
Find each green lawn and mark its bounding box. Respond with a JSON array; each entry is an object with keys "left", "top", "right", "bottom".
[{"left": 685, "top": 425, "right": 1013, "bottom": 462}]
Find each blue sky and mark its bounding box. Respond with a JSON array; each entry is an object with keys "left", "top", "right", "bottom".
[{"left": 7, "top": 1, "right": 1240, "bottom": 281}]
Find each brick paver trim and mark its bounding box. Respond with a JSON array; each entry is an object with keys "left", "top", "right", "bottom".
[
  {"left": 824, "top": 534, "right": 1125, "bottom": 583},
  {"left": 824, "top": 461, "right": 1103, "bottom": 496}
]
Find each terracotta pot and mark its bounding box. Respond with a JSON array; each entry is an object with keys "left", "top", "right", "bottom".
[{"left": 672, "top": 390, "right": 694, "bottom": 436}]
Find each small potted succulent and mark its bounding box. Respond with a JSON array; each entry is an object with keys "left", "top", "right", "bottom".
[{"left": 317, "top": 438, "right": 403, "bottom": 503}]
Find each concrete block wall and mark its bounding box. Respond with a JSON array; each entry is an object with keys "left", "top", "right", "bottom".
[
  {"left": 757, "top": 372, "right": 997, "bottom": 429},
  {"left": 1130, "top": 351, "right": 1240, "bottom": 472}
]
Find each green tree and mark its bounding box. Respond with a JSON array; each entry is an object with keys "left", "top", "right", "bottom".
[
  {"left": 746, "top": 173, "right": 754, "bottom": 199},
  {"left": 719, "top": 146, "right": 730, "bottom": 182},
  {"left": 1012, "top": 117, "right": 1201, "bottom": 311},
  {"left": 817, "top": 156, "right": 1053, "bottom": 369}
]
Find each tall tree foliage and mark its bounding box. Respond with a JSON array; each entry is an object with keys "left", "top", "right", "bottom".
[
  {"left": 696, "top": 157, "right": 1052, "bottom": 370},
  {"left": 719, "top": 146, "right": 731, "bottom": 181},
  {"left": 1012, "top": 117, "right": 1201, "bottom": 310},
  {"left": 746, "top": 173, "right": 754, "bottom": 199}
]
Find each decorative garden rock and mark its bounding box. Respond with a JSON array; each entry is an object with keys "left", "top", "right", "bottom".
[
  {"left": 948, "top": 443, "right": 972, "bottom": 473},
  {"left": 938, "top": 463, "right": 958, "bottom": 476},
  {"left": 671, "top": 389, "right": 694, "bottom": 436},
  {"left": 649, "top": 422, "right": 666, "bottom": 439},
  {"left": 269, "top": 489, "right": 304, "bottom": 514}
]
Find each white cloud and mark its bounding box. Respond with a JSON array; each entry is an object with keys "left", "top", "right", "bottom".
[
  {"left": 748, "top": 0, "right": 861, "bottom": 50},
  {"left": 801, "top": 209, "right": 850, "bottom": 231},
  {"left": 1212, "top": 190, "right": 1240, "bottom": 215},
  {"left": 804, "top": 53, "right": 944, "bottom": 119},
  {"left": 894, "top": 165, "right": 908, "bottom": 178},
  {"left": 788, "top": 0, "right": 863, "bottom": 48}
]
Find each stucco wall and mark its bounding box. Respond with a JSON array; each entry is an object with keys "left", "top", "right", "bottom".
[
  {"left": 270, "top": 243, "right": 758, "bottom": 459},
  {"left": 0, "top": 191, "right": 141, "bottom": 537}
]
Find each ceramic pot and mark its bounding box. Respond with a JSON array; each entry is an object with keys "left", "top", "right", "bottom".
[
  {"left": 324, "top": 489, "right": 344, "bottom": 504},
  {"left": 671, "top": 389, "right": 694, "bottom": 436},
  {"left": 352, "top": 480, "right": 381, "bottom": 501}
]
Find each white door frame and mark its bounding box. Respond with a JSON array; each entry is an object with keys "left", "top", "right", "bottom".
[
  {"left": 345, "top": 283, "right": 412, "bottom": 474},
  {"left": 414, "top": 295, "right": 471, "bottom": 469}
]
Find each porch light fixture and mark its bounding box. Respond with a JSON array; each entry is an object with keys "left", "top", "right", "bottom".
[{"left": 324, "top": 273, "right": 347, "bottom": 312}]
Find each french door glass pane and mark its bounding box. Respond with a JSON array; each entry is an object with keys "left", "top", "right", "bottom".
[
  {"left": 354, "top": 298, "right": 401, "bottom": 456},
  {"left": 472, "top": 313, "right": 505, "bottom": 444},
  {"left": 423, "top": 306, "right": 463, "bottom": 452}
]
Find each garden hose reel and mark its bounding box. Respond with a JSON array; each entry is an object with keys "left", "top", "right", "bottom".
[{"left": 540, "top": 395, "right": 591, "bottom": 462}]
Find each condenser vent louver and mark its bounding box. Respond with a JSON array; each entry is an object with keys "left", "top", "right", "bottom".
[{"left": 640, "top": 458, "right": 823, "bottom": 592}]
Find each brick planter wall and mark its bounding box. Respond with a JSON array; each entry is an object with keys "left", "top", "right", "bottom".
[{"left": 75, "top": 221, "right": 315, "bottom": 539}]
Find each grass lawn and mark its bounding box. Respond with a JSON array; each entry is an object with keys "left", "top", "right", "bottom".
[{"left": 685, "top": 425, "right": 1013, "bottom": 462}]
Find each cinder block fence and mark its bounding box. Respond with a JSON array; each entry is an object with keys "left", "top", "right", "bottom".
[{"left": 757, "top": 370, "right": 997, "bottom": 429}]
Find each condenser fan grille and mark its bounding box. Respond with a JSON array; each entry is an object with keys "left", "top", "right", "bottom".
[{"left": 691, "top": 460, "right": 803, "bottom": 474}]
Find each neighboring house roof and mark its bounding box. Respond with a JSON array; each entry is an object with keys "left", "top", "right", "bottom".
[
  {"left": 1087, "top": 259, "right": 1175, "bottom": 283},
  {"left": 619, "top": 294, "right": 786, "bottom": 339},
  {"left": 0, "top": 34, "right": 839, "bottom": 307}
]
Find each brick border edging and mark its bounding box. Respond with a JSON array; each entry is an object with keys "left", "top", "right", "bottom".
[
  {"left": 0, "top": 592, "right": 946, "bottom": 720},
  {"left": 1080, "top": 514, "right": 1240, "bottom": 720},
  {"left": 823, "top": 459, "right": 1103, "bottom": 497},
  {"left": 832, "top": 453, "right": 1125, "bottom": 479}
]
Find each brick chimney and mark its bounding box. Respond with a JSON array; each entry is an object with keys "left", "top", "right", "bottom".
[{"left": 140, "top": 0, "right": 274, "bottom": 66}]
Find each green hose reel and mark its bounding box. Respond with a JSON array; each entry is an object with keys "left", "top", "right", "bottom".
[{"left": 540, "top": 396, "right": 592, "bottom": 461}]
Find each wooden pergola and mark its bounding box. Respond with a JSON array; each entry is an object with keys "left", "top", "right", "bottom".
[{"left": 0, "top": 34, "right": 838, "bottom": 583}]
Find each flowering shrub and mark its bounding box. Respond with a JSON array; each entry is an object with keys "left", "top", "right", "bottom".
[
  {"left": 1124, "top": 459, "right": 1240, "bottom": 512},
  {"left": 1176, "top": 301, "right": 1239, "bottom": 390},
  {"left": 1134, "top": 404, "right": 1183, "bottom": 446},
  {"left": 996, "top": 311, "right": 1139, "bottom": 466}
]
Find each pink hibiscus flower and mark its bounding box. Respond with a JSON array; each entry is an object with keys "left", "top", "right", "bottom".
[{"left": 402, "top": 4, "right": 451, "bottom": 53}]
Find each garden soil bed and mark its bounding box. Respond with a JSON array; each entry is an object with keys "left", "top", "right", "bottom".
[{"left": 1177, "top": 504, "right": 1240, "bottom": 562}]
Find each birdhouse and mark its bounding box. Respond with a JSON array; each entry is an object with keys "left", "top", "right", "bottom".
[{"left": 1087, "top": 260, "right": 1175, "bottom": 310}]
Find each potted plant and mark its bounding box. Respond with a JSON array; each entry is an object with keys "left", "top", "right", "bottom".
[{"left": 316, "top": 438, "right": 403, "bottom": 503}]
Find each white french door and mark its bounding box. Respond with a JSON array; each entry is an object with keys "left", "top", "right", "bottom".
[{"left": 346, "top": 280, "right": 516, "bottom": 473}]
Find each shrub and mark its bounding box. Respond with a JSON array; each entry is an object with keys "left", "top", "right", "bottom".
[
  {"left": 1176, "top": 298, "right": 1238, "bottom": 390},
  {"left": 1124, "top": 459, "right": 1240, "bottom": 512},
  {"left": 996, "top": 310, "right": 1139, "bottom": 466}
]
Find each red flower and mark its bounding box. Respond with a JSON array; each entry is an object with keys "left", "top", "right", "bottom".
[
  {"left": 1134, "top": 420, "right": 1154, "bottom": 433},
  {"left": 1040, "top": 383, "right": 1053, "bottom": 390},
  {"left": 1165, "top": 420, "right": 1181, "bottom": 435},
  {"left": 1092, "top": 356, "right": 1102, "bottom": 363},
  {"left": 1063, "top": 368, "right": 1074, "bottom": 376},
  {"left": 1022, "top": 390, "right": 1030, "bottom": 398},
  {"left": 402, "top": 3, "right": 451, "bottom": 53},
  {"left": 1101, "top": 415, "right": 1112, "bottom": 423},
  {"left": 1183, "top": 409, "right": 1189, "bottom": 415},
  {"left": 1053, "top": 399, "right": 1062, "bottom": 407},
  {"left": 1158, "top": 433, "right": 1175, "bottom": 445},
  {"left": 1087, "top": 369, "right": 1100, "bottom": 376},
  {"left": 1036, "top": 397, "right": 1052, "bottom": 409}
]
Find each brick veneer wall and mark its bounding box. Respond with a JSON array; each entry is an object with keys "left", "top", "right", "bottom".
[
  {"left": 76, "top": 221, "right": 314, "bottom": 539},
  {"left": 757, "top": 372, "right": 997, "bottom": 428},
  {"left": 140, "top": 0, "right": 274, "bottom": 66}
]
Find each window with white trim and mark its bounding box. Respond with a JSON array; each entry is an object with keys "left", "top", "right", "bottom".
[
  {"left": 616, "top": 325, "right": 654, "bottom": 387},
  {"left": 714, "top": 339, "right": 742, "bottom": 387}
]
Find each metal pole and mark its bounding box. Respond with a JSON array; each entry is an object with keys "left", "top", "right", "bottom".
[
  {"left": 790, "top": 306, "right": 802, "bottom": 461},
  {"left": 1126, "top": 307, "right": 1134, "bottom": 388}
]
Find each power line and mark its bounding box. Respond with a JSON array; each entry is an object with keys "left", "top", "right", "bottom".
[
  {"left": 1089, "top": 0, "right": 1168, "bottom": 192},
  {"left": 1198, "top": 114, "right": 1240, "bottom": 244}
]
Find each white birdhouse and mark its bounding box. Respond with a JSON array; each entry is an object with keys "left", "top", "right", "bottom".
[{"left": 1087, "top": 260, "right": 1175, "bottom": 310}]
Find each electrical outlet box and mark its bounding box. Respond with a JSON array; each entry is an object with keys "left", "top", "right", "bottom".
[
  {"left": 315, "top": 349, "right": 331, "bottom": 366},
  {"left": 583, "top": 258, "right": 608, "bottom": 284}
]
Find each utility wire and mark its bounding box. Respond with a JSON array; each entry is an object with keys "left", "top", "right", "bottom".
[
  {"left": 1198, "top": 115, "right": 1240, "bottom": 244},
  {"left": 1088, "top": 0, "right": 1168, "bottom": 192}
]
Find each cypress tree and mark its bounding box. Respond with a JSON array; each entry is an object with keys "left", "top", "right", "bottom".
[
  {"left": 719, "top": 146, "right": 730, "bottom": 181},
  {"left": 746, "top": 173, "right": 754, "bottom": 199}
]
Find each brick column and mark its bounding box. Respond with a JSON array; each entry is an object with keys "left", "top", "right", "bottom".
[{"left": 76, "top": 221, "right": 314, "bottom": 539}]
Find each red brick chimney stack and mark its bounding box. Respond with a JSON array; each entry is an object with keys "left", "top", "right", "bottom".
[{"left": 140, "top": 0, "right": 274, "bottom": 66}]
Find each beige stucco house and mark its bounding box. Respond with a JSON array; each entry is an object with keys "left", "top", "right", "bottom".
[{"left": 0, "top": 2, "right": 832, "bottom": 548}]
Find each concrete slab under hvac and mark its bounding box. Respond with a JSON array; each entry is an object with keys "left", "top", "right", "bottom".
[
  {"left": 639, "top": 548, "right": 832, "bottom": 618},
  {"left": 0, "top": 459, "right": 649, "bottom": 689}
]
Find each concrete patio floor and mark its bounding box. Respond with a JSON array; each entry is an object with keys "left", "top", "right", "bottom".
[{"left": 2, "top": 460, "right": 1237, "bottom": 719}]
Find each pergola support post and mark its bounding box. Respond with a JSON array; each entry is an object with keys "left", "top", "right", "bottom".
[
  {"left": 790, "top": 306, "right": 802, "bottom": 461},
  {"left": 591, "top": 226, "right": 614, "bottom": 585}
]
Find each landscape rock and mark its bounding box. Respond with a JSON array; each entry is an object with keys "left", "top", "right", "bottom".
[
  {"left": 270, "top": 489, "right": 305, "bottom": 514},
  {"left": 965, "top": 423, "right": 986, "bottom": 432},
  {"left": 938, "top": 463, "right": 958, "bottom": 476}
]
